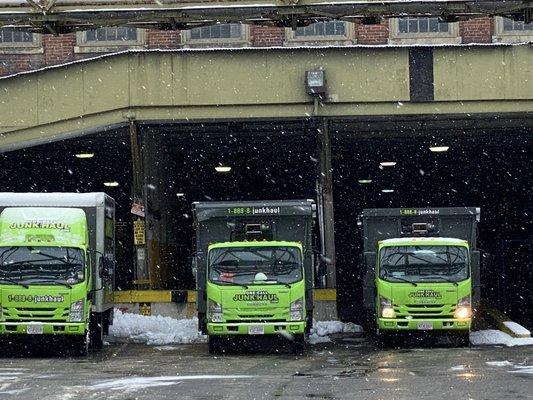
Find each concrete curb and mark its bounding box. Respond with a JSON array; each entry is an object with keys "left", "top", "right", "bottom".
[{"left": 484, "top": 306, "right": 531, "bottom": 338}]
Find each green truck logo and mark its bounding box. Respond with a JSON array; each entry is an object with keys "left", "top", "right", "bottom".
[{"left": 233, "top": 291, "right": 279, "bottom": 303}]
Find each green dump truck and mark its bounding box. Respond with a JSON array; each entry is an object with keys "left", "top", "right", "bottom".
[
  {"left": 0, "top": 193, "right": 115, "bottom": 355},
  {"left": 361, "top": 208, "right": 481, "bottom": 346},
  {"left": 192, "top": 200, "right": 316, "bottom": 354}
]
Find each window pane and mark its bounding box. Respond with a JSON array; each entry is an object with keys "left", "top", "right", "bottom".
[
  {"left": 398, "top": 18, "right": 408, "bottom": 33},
  {"left": 502, "top": 17, "right": 533, "bottom": 31},
  {"left": 294, "top": 21, "right": 346, "bottom": 37},
  {"left": 0, "top": 29, "right": 34, "bottom": 44},
  {"left": 419, "top": 18, "right": 429, "bottom": 33},
  {"left": 85, "top": 27, "right": 138, "bottom": 43},
  {"left": 189, "top": 23, "right": 243, "bottom": 40},
  {"left": 408, "top": 19, "right": 418, "bottom": 33},
  {"left": 438, "top": 21, "right": 449, "bottom": 33},
  {"left": 428, "top": 18, "right": 439, "bottom": 32}
]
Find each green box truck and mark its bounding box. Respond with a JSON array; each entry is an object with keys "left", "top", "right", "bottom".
[
  {"left": 361, "top": 207, "right": 481, "bottom": 346},
  {"left": 192, "top": 200, "right": 316, "bottom": 354},
  {"left": 0, "top": 193, "right": 115, "bottom": 355}
]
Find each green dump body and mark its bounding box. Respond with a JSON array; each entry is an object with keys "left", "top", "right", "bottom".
[{"left": 361, "top": 208, "right": 481, "bottom": 336}]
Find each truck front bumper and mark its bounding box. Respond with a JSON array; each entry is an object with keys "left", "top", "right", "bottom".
[
  {"left": 378, "top": 318, "right": 471, "bottom": 331},
  {"left": 0, "top": 322, "right": 87, "bottom": 335},
  {"left": 207, "top": 321, "right": 306, "bottom": 336}
]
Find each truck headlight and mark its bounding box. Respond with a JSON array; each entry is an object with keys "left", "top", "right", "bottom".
[
  {"left": 380, "top": 296, "right": 395, "bottom": 319},
  {"left": 208, "top": 300, "right": 223, "bottom": 323},
  {"left": 290, "top": 298, "right": 303, "bottom": 321},
  {"left": 69, "top": 300, "right": 84, "bottom": 322},
  {"left": 454, "top": 296, "right": 472, "bottom": 320}
]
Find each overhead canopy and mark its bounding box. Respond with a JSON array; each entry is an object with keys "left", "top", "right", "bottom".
[{"left": 0, "top": 0, "right": 531, "bottom": 33}]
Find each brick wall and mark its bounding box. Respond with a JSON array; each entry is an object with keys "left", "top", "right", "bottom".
[
  {"left": 459, "top": 17, "right": 493, "bottom": 43},
  {"left": 0, "top": 17, "right": 501, "bottom": 77}
]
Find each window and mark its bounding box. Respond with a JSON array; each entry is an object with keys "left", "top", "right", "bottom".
[
  {"left": 76, "top": 27, "right": 145, "bottom": 53},
  {"left": 286, "top": 21, "right": 354, "bottom": 45},
  {"left": 183, "top": 24, "right": 249, "bottom": 47},
  {"left": 295, "top": 21, "right": 346, "bottom": 37},
  {"left": 389, "top": 17, "right": 460, "bottom": 44},
  {"left": 0, "top": 29, "right": 42, "bottom": 53},
  {"left": 494, "top": 17, "right": 533, "bottom": 43}
]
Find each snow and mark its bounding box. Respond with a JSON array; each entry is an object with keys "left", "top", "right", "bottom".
[
  {"left": 470, "top": 330, "right": 533, "bottom": 347},
  {"left": 309, "top": 320, "right": 363, "bottom": 345},
  {"left": 450, "top": 365, "right": 465, "bottom": 371},
  {"left": 109, "top": 310, "right": 361, "bottom": 346},
  {"left": 502, "top": 321, "right": 531, "bottom": 337},
  {"left": 108, "top": 309, "right": 206, "bottom": 345},
  {"left": 486, "top": 361, "right": 514, "bottom": 367}
]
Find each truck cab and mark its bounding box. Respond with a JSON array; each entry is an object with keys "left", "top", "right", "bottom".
[
  {"left": 0, "top": 207, "right": 91, "bottom": 353},
  {"left": 193, "top": 200, "right": 316, "bottom": 354},
  {"left": 376, "top": 237, "right": 472, "bottom": 339}
]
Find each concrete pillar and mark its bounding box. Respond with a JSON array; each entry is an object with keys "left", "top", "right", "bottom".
[{"left": 318, "top": 118, "right": 336, "bottom": 288}]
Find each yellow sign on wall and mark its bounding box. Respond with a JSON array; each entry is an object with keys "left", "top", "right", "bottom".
[{"left": 133, "top": 220, "right": 145, "bottom": 245}]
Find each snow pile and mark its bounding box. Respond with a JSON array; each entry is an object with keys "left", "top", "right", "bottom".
[
  {"left": 108, "top": 310, "right": 206, "bottom": 345},
  {"left": 502, "top": 321, "right": 531, "bottom": 337},
  {"left": 470, "top": 330, "right": 533, "bottom": 347},
  {"left": 309, "top": 320, "right": 363, "bottom": 345},
  {"left": 484, "top": 361, "right": 533, "bottom": 375}
]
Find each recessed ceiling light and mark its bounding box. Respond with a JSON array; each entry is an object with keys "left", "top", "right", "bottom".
[
  {"left": 75, "top": 153, "right": 94, "bottom": 159},
  {"left": 104, "top": 181, "right": 119, "bottom": 187},
  {"left": 358, "top": 179, "right": 372, "bottom": 184},
  {"left": 215, "top": 166, "right": 232, "bottom": 173},
  {"left": 380, "top": 161, "right": 397, "bottom": 167},
  {"left": 381, "top": 189, "right": 394, "bottom": 193},
  {"left": 429, "top": 146, "right": 449, "bottom": 152}
]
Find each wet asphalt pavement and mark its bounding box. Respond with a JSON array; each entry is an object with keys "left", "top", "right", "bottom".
[{"left": 0, "top": 335, "right": 532, "bottom": 400}]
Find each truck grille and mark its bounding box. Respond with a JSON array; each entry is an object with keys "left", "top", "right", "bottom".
[
  {"left": 3, "top": 307, "right": 69, "bottom": 322},
  {"left": 393, "top": 304, "right": 456, "bottom": 320}
]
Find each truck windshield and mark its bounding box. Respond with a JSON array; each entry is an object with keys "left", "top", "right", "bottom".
[
  {"left": 208, "top": 246, "right": 302, "bottom": 285},
  {"left": 379, "top": 245, "right": 469, "bottom": 283},
  {"left": 0, "top": 246, "right": 85, "bottom": 285}
]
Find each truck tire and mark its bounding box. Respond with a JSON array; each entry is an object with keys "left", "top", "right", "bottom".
[
  {"left": 89, "top": 314, "right": 104, "bottom": 350},
  {"left": 291, "top": 334, "right": 305, "bottom": 355},
  {"left": 72, "top": 331, "right": 89, "bottom": 357},
  {"left": 208, "top": 336, "right": 222, "bottom": 355}
]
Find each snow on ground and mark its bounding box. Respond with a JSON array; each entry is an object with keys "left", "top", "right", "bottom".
[
  {"left": 470, "top": 330, "right": 533, "bottom": 347},
  {"left": 484, "top": 360, "right": 533, "bottom": 375},
  {"left": 309, "top": 320, "right": 363, "bottom": 345},
  {"left": 108, "top": 310, "right": 206, "bottom": 345},
  {"left": 502, "top": 321, "right": 531, "bottom": 337},
  {"left": 486, "top": 361, "right": 514, "bottom": 367},
  {"left": 108, "top": 310, "right": 361, "bottom": 346}
]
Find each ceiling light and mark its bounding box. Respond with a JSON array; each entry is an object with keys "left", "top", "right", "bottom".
[
  {"left": 75, "top": 153, "right": 94, "bottom": 159},
  {"left": 380, "top": 161, "right": 397, "bottom": 167},
  {"left": 381, "top": 189, "right": 394, "bottom": 193},
  {"left": 215, "top": 166, "right": 232, "bottom": 173},
  {"left": 104, "top": 181, "right": 119, "bottom": 187},
  {"left": 429, "top": 146, "right": 449, "bottom": 152},
  {"left": 358, "top": 179, "right": 372, "bottom": 184},
  {"left": 176, "top": 193, "right": 185, "bottom": 197}
]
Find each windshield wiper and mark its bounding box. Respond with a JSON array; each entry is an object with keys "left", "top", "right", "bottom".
[
  {"left": 213, "top": 280, "right": 249, "bottom": 289},
  {"left": 383, "top": 271, "right": 418, "bottom": 286},
  {"left": 421, "top": 275, "right": 459, "bottom": 286},
  {"left": 25, "top": 279, "right": 72, "bottom": 289},
  {"left": 0, "top": 277, "right": 29, "bottom": 288}
]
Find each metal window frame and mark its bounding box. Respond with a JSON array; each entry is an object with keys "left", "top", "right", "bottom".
[
  {"left": 182, "top": 24, "right": 250, "bottom": 47},
  {"left": 285, "top": 21, "right": 355, "bottom": 46},
  {"left": 389, "top": 18, "right": 460, "bottom": 44},
  {"left": 493, "top": 16, "right": 533, "bottom": 43},
  {"left": 0, "top": 30, "right": 42, "bottom": 54},
  {"left": 75, "top": 28, "right": 145, "bottom": 53}
]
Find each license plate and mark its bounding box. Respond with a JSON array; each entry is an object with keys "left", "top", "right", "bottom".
[
  {"left": 417, "top": 322, "right": 433, "bottom": 330},
  {"left": 27, "top": 325, "right": 44, "bottom": 334},
  {"left": 248, "top": 326, "right": 265, "bottom": 335}
]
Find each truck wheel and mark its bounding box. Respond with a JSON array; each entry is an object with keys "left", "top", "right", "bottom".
[
  {"left": 208, "top": 336, "right": 222, "bottom": 355},
  {"left": 291, "top": 334, "right": 305, "bottom": 355},
  {"left": 89, "top": 314, "right": 104, "bottom": 350},
  {"left": 72, "top": 331, "right": 89, "bottom": 357}
]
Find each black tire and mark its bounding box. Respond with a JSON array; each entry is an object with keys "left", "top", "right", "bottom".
[
  {"left": 89, "top": 314, "right": 104, "bottom": 350},
  {"left": 291, "top": 334, "right": 305, "bottom": 355},
  {"left": 208, "top": 336, "right": 222, "bottom": 355},
  {"left": 72, "top": 331, "right": 89, "bottom": 357}
]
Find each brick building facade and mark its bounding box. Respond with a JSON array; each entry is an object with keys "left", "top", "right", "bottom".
[{"left": 0, "top": 16, "right": 532, "bottom": 77}]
